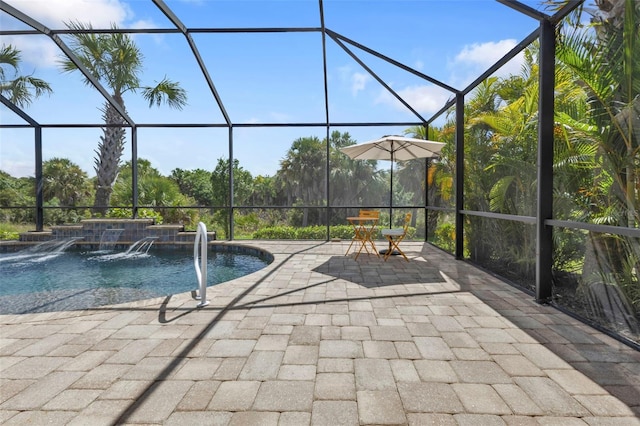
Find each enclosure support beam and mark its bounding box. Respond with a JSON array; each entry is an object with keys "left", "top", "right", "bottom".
[
  {"left": 425, "top": 156, "right": 430, "bottom": 242},
  {"left": 425, "top": 124, "right": 431, "bottom": 242},
  {"left": 455, "top": 93, "right": 465, "bottom": 259},
  {"left": 131, "top": 127, "right": 139, "bottom": 219},
  {"left": 536, "top": 18, "right": 555, "bottom": 303},
  {"left": 319, "top": 0, "right": 331, "bottom": 241},
  {"left": 229, "top": 127, "right": 234, "bottom": 241},
  {"left": 35, "top": 126, "right": 43, "bottom": 232}
]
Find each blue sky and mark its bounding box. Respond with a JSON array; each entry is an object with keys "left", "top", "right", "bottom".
[{"left": 0, "top": 0, "right": 548, "bottom": 178}]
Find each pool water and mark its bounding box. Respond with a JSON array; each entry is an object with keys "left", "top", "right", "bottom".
[{"left": 0, "top": 248, "right": 270, "bottom": 314}]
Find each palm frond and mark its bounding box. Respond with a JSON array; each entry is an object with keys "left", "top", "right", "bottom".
[
  {"left": 3, "top": 75, "right": 53, "bottom": 108},
  {"left": 141, "top": 77, "right": 188, "bottom": 110},
  {"left": 0, "top": 44, "right": 21, "bottom": 81},
  {"left": 488, "top": 175, "right": 518, "bottom": 213}
]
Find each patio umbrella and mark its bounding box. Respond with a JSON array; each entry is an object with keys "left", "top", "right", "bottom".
[{"left": 340, "top": 135, "right": 445, "bottom": 253}]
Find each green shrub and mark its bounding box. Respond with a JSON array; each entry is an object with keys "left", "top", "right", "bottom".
[
  {"left": 295, "top": 225, "right": 326, "bottom": 239},
  {"left": 252, "top": 225, "right": 297, "bottom": 239},
  {"left": 329, "top": 225, "right": 357, "bottom": 240},
  {"left": 235, "top": 212, "right": 261, "bottom": 236},
  {"left": 108, "top": 208, "right": 164, "bottom": 223},
  {"left": 0, "top": 222, "right": 32, "bottom": 241},
  {"left": 433, "top": 223, "right": 455, "bottom": 253},
  {"left": 251, "top": 224, "right": 406, "bottom": 240}
]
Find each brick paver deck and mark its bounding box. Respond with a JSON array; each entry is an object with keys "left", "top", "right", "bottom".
[{"left": 1, "top": 241, "right": 639, "bottom": 425}]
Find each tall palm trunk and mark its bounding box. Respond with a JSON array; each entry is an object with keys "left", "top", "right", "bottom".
[{"left": 93, "top": 100, "right": 127, "bottom": 215}]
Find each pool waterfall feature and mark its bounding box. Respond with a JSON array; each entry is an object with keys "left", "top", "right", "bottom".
[
  {"left": 99, "top": 228, "right": 124, "bottom": 250},
  {"left": 12, "top": 218, "right": 217, "bottom": 251}
]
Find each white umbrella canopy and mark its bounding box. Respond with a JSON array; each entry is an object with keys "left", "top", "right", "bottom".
[
  {"left": 340, "top": 135, "right": 446, "bottom": 251},
  {"left": 340, "top": 135, "right": 445, "bottom": 162}
]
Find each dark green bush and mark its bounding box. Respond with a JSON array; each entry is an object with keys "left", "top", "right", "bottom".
[
  {"left": 251, "top": 224, "right": 414, "bottom": 240},
  {"left": 252, "top": 224, "right": 354, "bottom": 239}
]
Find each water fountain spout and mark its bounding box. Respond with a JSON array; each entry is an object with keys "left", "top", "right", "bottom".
[
  {"left": 125, "top": 237, "right": 159, "bottom": 255},
  {"left": 99, "top": 229, "right": 124, "bottom": 250},
  {"left": 25, "top": 237, "right": 83, "bottom": 254},
  {"left": 0, "top": 237, "right": 83, "bottom": 264}
]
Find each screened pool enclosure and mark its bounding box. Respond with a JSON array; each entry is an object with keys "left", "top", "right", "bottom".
[{"left": 1, "top": 0, "right": 639, "bottom": 348}]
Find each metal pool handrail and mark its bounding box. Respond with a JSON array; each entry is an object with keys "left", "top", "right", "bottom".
[{"left": 194, "top": 221, "right": 209, "bottom": 307}]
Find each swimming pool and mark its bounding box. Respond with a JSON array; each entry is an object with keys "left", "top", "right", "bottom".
[{"left": 0, "top": 245, "right": 271, "bottom": 314}]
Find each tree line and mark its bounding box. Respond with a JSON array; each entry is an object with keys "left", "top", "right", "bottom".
[{"left": 0, "top": 130, "right": 408, "bottom": 234}]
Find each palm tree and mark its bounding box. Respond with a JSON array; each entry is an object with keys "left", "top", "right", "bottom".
[
  {"left": 0, "top": 44, "right": 52, "bottom": 108},
  {"left": 328, "top": 130, "right": 383, "bottom": 211},
  {"left": 42, "top": 158, "right": 92, "bottom": 207},
  {"left": 405, "top": 124, "right": 456, "bottom": 249},
  {"left": 548, "top": 0, "right": 638, "bottom": 228},
  {"left": 277, "top": 136, "right": 326, "bottom": 226},
  {"left": 59, "top": 21, "right": 187, "bottom": 215},
  {"left": 210, "top": 158, "right": 253, "bottom": 238},
  {"left": 554, "top": 0, "right": 640, "bottom": 323}
]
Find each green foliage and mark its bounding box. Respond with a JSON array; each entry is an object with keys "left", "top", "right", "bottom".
[
  {"left": 42, "top": 199, "right": 91, "bottom": 225},
  {"left": 211, "top": 158, "right": 254, "bottom": 206},
  {"left": 329, "top": 131, "right": 387, "bottom": 208},
  {"left": 159, "top": 197, "right": 200, "bottom": 226},
  {"left": 234, "top": 211, "right": 261, "bottom": 237},
  {"left": 0, "top": 229, "right": 19, "bottom": 240},
  {"left": 552, "top": 1, "right": 640, "bottom": 326},
  {"left": 330, "top": 225, "right": 358, "bottom": 240},
  {"left": 107, "top": 208, "right": 163, "bottom": 223},
  {"left": 170, "top": 168, "right": 214, "bottom": 205},
  {"left": 294, "top": 225, "right": 326, "bottom": 240},
  {"left": 552, "top": 228, "right": 586, "bottom": 273},
  {"left": 251, "top": 224, "right": 416, "bottom": 241},
  {"left": 252, "top": 225, "right": 334, "bottom": 240},
  {"left": 0, "top": 171, "right": 35, "bottom": 223},
  {"left": 251, "top": 225, "right": 286, "bottom": 239},
  {"left": 42, "top": 158, "right": 93, "bottom": 207},
  {"left": 432, "top": 223, "right": 456, "bottom": 254},
  {"left": 110, "top": 159, "right": 199, "bottom": 225},
  {"left": 0, "top": 222, "right": 31, "bottom": 240},
  {"left": 251, "top": 175, "right": 277, "bottom": 205}
]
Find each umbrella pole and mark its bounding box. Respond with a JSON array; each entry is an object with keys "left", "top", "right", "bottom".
[
  {"left": 389, "top": 150, "right": 393, "bottom": 229},
  {"left": 380, "top": 149, "right": 400, "bottom": 255}
]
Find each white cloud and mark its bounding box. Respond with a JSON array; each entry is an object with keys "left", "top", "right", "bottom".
[
  {"left": 2, "top": 0, "right": 134, "bottom": 68},
  {"left": 337, "top": 65, "right": 370, "bottom": 96},
  {"left": 351, "top": 72, "right": 369, "bottom": 96},
  {"left": 1, "top": 34, "right": 60, "bottom": 69},
  {"left": 448, "top": 39, "right": 524, "bottom": 87},
  {"left": 337, "top": 64, "right": 352, "bottom": 81},
  {"left": 455, "top": 39, "right": 517, "bottom": 69},
  {"left": 375, "top": 85, "right": 451, "bottom": 116},
  {"left": 130, "top": 19, "right": 157, "bottom": 30},
  {"left": 4, "top": 0, "right": 131, "bottom": 28},
  {"left": 0, "top": 160, "right": 34, "bottom": 178}
]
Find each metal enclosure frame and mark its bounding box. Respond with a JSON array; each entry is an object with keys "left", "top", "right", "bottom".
[{"left": 3, "top": 0, "right": 640, "bottom": 327}]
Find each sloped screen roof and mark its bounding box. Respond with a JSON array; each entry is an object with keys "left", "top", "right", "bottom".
[{"left": 0, "top": 0, "right": 579, "bottom": 177}]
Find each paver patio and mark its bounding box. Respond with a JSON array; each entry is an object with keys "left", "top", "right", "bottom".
[{"left": 1, "top": 241, "right": 639, "bottom": 425}]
